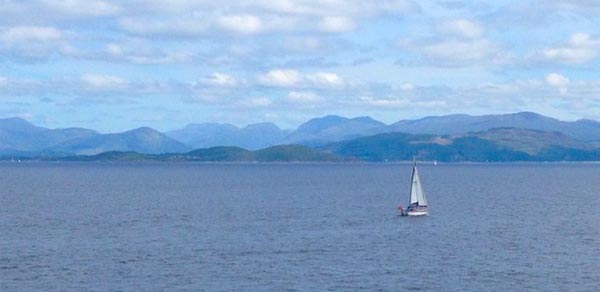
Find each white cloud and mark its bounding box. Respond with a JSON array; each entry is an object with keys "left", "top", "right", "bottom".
[
  {"left": 359, "top": 96, "right": 446, "bottom": 108},
  {"left": 81, "top": 73, "right": 128, "bottom": 89},
  {"left": 119, "top": 13, "right": 299, "bottom": 37},
  {"left": 218, "top": 14, "right": 264, "bottom": 34},
  {"left": 397, "top": 30, "right": 509, "bottom": 67},
  {"left": 259, "top": 0, "right": 416, "bottom": 17},
  {"left": 306, "top": 72, "right": 345, "bottom": 88},
  {"left": 318, "top": 16, "right": 356, "bottom": 32},
  {"left": 259, "top": 69, "right": 302, "bottom": 87},
  {"left": 105, "top": 43, "right": 123, "bottom": 56},
  {"left": 396, "top": 16, "right": 514, "bottom": 68},
  {"left": 438, "top": 19, "right": 484, "bottom": 39},
  {"left": 118, "top": 17, "right": 211, "bottom": 37},
  {"left": 0, "top": 76, "right": 7, "bottom": 87},
  {"left": 0, "top": 1, "right": 120, "bottom": 27},
  {"left": 0, "top": 26, "right": 62, "bottom": 44},
  {"left": 112, "top": 1, "right": 416, "bottom": 38},
  {"left": 200, "top": 73, "right": 237, "bottom": 87},
  {"left": 546, "top": 73, "right": 570, "bottom": 93},
  {"left": 282, "top": 36, "right": 322, "bottom": 52},
  {"left": 286, "top": 91, "right": 323, "bottom": 103},
  {"left": 543, "top": 33, "right": 600, "bottom": 64},
  {"left": 259, "top": 69, "right": 344, "bottom": 89},
  {"left": 134, "top": 52, "right": 192, "bottom": 64},
  {"left": 102, "top": 40, "right": 193, "bottom": 64},
  {"left": 0, "top": 26, "right": 68, "bottom": 59},
  {"left": 42, "top": 0, "right": 120, "bottom": 16},
  {"left": 423, "top": 39, "right": 498, "bottom": 62},
  {"left": 399, "top": 83, "right": 415, "bottom": 91},
  {"left": 362, "top": 97, "right": 407, "bottom": 107}
]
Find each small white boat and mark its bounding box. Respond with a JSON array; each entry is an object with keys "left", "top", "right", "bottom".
[{"left": 398, "top": 160, "right": 429, "bottom": 216}]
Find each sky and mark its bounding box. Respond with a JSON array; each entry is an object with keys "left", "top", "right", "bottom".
[{"left": 1, "top": 0, "right": 600, "bottom": 132}]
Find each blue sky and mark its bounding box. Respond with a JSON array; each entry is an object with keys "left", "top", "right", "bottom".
[{"left": 1, "top": 0, "right": 600, "bottom": 132}]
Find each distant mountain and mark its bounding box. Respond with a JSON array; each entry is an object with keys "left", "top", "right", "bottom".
[
  {"left": 55, "top": 144, "right": 342, "bottom": 162},
  {"left": 270, "top": 112, "right": 600, "bottom": 148},
  {"left": 167, "top": 116, "right": 387, "bottom": 149},
  {"left": 4, "top": 111, "right": 600, "bottom": 161},
  {"left": 322, "top": 127, "right": 600, "bottom": 162},
  {"left": 389, "top": 112, "right": 600, "bottom": 146},
  {"left": 0, "top": 117, "right": 98, "bottom": 155},
  {"left": 166, "top": 122, "right": 288, "bottom": 150},
  {"left": 45, "top": 127, "right": 190, "bottom": 155},
  {"left": 283, "top": 115, "right": 387, "bottom": 145}
]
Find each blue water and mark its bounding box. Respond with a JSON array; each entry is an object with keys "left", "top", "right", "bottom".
[{"left": 1, "top": 163, "right": 599, "bottom": 291}]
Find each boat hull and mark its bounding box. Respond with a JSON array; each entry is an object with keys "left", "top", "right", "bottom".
[
  {"left": 406, "top": 210, "right": 428, "bottom": 216},
  {"left": 398, "top": 209, "right": 428, "bottom": 216}
]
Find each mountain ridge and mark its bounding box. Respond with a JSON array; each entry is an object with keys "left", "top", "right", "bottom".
[
  {"left": 166, "top": 122, "right": 288, "bottom": 150},
  {"left": 45, "top": 127, "right": 190, "bottom": 155},
  {"left": 322, "top": 127, "right": 600, "bottom": 162},
  {"left": 282, "top": 115, "right": 387, "bottom": 145},
  {"left": 3, "top": 112, "right": 600, "bottom": 160},
  {"left": 389, "top": 111, "right": 600, "bottom": 145},
  {"left": 31, "top": 127, "right": 600, "bottom": 162}
]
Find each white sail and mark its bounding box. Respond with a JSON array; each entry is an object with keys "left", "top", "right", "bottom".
[
  {"left": 409, "top": 164, "right": 428, "bottom": 206},
  {"left": 409, "top": 164, "right": 419, "bottom": 204}
]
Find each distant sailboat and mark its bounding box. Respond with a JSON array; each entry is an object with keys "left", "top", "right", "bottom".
[{"left": 398, "top": 160, "right": 429, "bottom": 216}]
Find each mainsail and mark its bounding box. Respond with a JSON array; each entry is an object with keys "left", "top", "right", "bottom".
[{"left": 409, "top": 163, "right": 428, "bottom": 206}]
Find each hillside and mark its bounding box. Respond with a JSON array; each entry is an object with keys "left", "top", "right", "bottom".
[
  {"left": 0, "top": 117, "right": 98, "bottom": 154},
  {"left": 322, "top": 128, "right": 600, "bottom": 162},
  {"left": 45, "top": 127, "right": 190, "bottom": 155},
  {"left": 466, "top": 128, "right": 595, "bottom": 155},
  {"left": 283, "top": 115, "right": 387, "bottom": 145},
  {"left": 322, "top": 132, "right": 528, "bottom": 162},
  {"left": 389, "top": 112, "right": 600, "bottom": 146},
  {"left": 166, "top": 122, "right": 288, "bottom": 150},
  {"left": 53, "top": 144, "right": 342, "bottom": 162},
  {"left": 186, "top": 146, "right": 254, "bottom": 161},
  {"left": 254, "top": 145, "right": 342, "bottom": 162}
]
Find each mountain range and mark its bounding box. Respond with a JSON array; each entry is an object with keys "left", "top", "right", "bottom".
[
  {"left": 2, "top": 112, "right": 600, "bottom": 161},
  {"left": 0, "top": 119, "right": 188, "bottom": 156},
  {"left": 165, "top": 112, "right": 600, "bottom": 149},
  {"left": 0, "top": 117, "right": 97, "bottom": 155}
]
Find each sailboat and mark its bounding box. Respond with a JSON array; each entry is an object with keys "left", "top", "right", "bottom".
[{"left": 398, "top": 160, "right": 429, "bottom": 216}]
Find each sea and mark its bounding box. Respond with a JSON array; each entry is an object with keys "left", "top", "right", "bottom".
[{"left": 1, "top": 162, "right": 599, "bottom": 291}]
